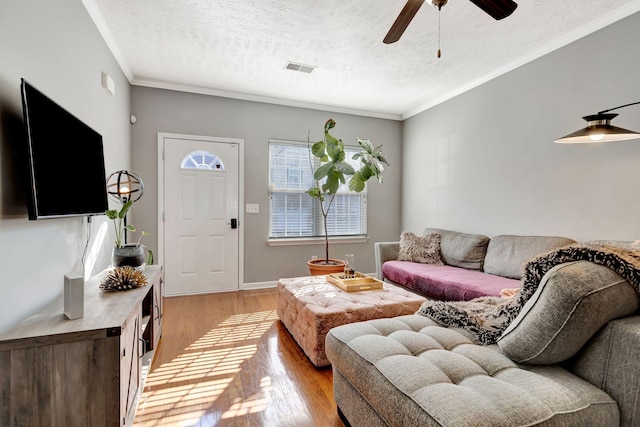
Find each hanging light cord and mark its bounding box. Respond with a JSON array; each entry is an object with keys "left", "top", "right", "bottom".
[
  {"left": 599, "top": 101, "right": 640, "bottom": 115},
  {"left": 437, "top": 7, "right": 442, "bottom": 58}
]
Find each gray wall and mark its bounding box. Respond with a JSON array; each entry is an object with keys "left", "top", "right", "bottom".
[
  {"left": 130, "top": 87, "right": 402, "bottom": 283},
  {"left": 0, "top": 0, "right": 131, "bottom": 331},
  {"left": 403, "top": 11, "right": 640, "bottom": 241}
]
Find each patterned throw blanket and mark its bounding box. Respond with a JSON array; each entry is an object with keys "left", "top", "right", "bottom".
[{"left": 416, "top": 243, "right": 640, "bottom": 345}]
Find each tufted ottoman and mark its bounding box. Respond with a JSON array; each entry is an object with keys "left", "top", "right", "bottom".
[
  {"left": 277, "top": 276, "right": 426, "bottom": 367},
  {"left": 326, "top": 315, "right": 620, "bottom": 426}
]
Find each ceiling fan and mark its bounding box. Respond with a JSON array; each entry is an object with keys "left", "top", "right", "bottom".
[{"left": 383, "top": 0, "right": 518, "bottom": 45}]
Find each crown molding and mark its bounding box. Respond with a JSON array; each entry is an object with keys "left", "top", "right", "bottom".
[
  {"left": 82, "top": 0, "right": 134, "bottom": 82},
  {"left": 132, "top": 78, "right": 403, "bottom": 121}
]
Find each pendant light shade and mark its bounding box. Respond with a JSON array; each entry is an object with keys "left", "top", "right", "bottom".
[{"left": 555, "top": 101, "right": 640, "bottom": 144}]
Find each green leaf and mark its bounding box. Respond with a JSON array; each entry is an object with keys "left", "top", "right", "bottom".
[
  {"left": 325, "top": 133, "right": 340, "bottom": 146},
  {"left": 118, "top": 200, "right": 133, "bottom": 219},
  {"left": 357, "top": 138, "right": 375, "bottom": 153},
  {"left": 106, "top": 210, "right": 118, "bottom": 219},
  {"left": 323, "top": 171, "right": 341, "bottom": 194},
  {"left": 125, "top": 224, "right": 136, "bottom": 232},
  {"left": 324, "top": 119, "right": 336, "bottom": 133},
  {"left": 349, "top": 172, "right": 365, "bottom": 192},
  {"left": 306, "top": 187, "right": 322, "bottom": 199},
  {"left": 360, "top": 165, "right": 373, "bottom": 181},
  {"left": 311, "top": 141, "right": 326, "bottom": 158},
  {"left": 377, "top": 153, "right": 390, "bottom": 166},
  {"left": 337, "top": 147, "right": 347, "bottom": 162},
  {"left": 335, "top": 162, "right": 354, "bottom": 175},
  {"left": 314, "top": 162, "right": 334, "bottom": 180},
  {"left": 326, "top": 142, "right": 342, "bottom": 161}
]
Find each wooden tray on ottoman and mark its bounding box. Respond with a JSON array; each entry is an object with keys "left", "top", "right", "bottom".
[{"left": 327, "top": 272, "right": 383, "bottom": 292}]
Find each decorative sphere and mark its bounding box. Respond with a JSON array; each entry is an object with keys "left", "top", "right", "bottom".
[{"left": 107, "top": 170, "right": 144, "bottom": 204}]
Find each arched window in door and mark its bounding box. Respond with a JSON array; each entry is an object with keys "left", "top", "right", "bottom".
[{"left": 180, "top": 150, "right": 225, "bottom": 170}]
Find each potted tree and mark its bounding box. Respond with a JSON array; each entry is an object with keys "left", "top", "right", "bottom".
[{"left": 306, "top": 119, "right": 389, "bottom": 275}]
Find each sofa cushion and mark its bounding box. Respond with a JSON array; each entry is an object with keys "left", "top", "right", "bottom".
[
  {"left": 382, "top": 261, "right": 519, "bottom": 301},
  {"left": 397, "top": 231, "right": 443, "bottom": 265},
  {"left": 326, "top": 315, "right": 620, "bottom": 426},
  {"left": 484, "top": 235, "right": 575, "bottom": 279},
  {"left": 498, "top": 261, "right": 639, "bottom": 364},
  {"left": 423, "top": 228, "right": 490, "bottom": 271}
]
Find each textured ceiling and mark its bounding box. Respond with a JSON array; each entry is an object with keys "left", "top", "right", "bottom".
[{"left": 86, "top": 0, "right": 640, "bottom": 119}]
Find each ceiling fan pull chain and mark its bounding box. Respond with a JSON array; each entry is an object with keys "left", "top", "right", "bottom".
[{"left": 437, "top": 7, "right": 442, "bottom": 58}]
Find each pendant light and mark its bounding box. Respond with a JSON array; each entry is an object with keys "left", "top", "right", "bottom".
[{"left": 555, "top": 101, "right": 640, "bottom": 143}]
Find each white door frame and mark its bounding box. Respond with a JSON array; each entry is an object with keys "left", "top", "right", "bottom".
[{"left": 157, "top": 132, "right": 244, "bottom": 290}]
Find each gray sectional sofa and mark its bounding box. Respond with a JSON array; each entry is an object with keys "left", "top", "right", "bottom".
[
  {"left": 328, "top": 241, "right": 640, "bottom": 426},
  {"left": 375, "top": 228, "right": 575, "bottom": 300}
]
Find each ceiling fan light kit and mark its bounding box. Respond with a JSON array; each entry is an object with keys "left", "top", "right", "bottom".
[
  {"left": 555, "top": 101, "right": 640, "bottom": 143},
  {"left": 433, "top": 0, "right": 448, "bottom": 8}
]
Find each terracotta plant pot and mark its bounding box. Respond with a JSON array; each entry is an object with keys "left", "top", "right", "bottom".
[{"left": 307, "top": 258, "right": 347, "bottom": 276}]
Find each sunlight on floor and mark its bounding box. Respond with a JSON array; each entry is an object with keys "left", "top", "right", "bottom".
[
  {"left": 221, "top": 376, "right": 272, "bottom": 419},
  {"left": 134, "top": 310, "right": 279, "bottom": 426}
]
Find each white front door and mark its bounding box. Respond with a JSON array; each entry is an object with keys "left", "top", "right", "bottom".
[{"left": 161, "top": 134, "right": 241, "bottom": 296}]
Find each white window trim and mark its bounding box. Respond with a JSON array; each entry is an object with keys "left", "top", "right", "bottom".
[
  {"left": 268, "top": 138, "right": 368, "bottom": 241},
  {"left": 267, "top": 235, "right": 368, "bottom": 247}
]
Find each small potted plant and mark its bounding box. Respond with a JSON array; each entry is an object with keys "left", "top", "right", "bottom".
[
  {"left": 306, "top": 119, "right": 389, "bottom": 275},
  {"left": 106, "top": 200, "right": 153, "bottom": 268}
]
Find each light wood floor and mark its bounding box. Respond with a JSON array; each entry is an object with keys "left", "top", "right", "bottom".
[{"left": 133, "top": 288, "right": 345, "bottom": 427}]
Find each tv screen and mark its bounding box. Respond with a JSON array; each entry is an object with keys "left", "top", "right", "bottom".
[{"left": 21, "top": 79, "right": 108, "bottom": 220}]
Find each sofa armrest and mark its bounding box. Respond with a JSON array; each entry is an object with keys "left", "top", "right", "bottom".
[
  {"left": 374, "top": 241, "right": 399, "bottom": 280},
  {"left": 566, "top": 316, "right": 640, "bottom": 427}
]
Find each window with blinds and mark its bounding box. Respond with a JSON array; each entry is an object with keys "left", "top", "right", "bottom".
[{"left": 269, "top": 139, "right": 367, "bottom": 239}]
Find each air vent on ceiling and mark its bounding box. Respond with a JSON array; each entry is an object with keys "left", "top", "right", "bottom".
[{"left": 284, "top": 61, "right": 315, "bottom": 74}]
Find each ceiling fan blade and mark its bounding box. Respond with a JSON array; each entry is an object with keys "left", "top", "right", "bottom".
[
  {"left": 383, "top": 0, "right": 425, "bottom": 44},
  {"left": 468, "top": 0, "right": 517, "bottom": 20}
]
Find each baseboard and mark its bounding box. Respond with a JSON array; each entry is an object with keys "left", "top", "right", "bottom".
[{"left": 242, "top": 280, "right": 278, "bottom": 290}]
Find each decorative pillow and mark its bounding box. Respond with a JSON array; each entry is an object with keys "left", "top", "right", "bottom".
[
  {"left": 397, "top": 232, "right": 444, "bottom": 265},
  {"left": 484, "top": 235, "right": 576, "bottom": 279},
  {"left": 423, "top": 228, "right": 489, "bottom": 270}
]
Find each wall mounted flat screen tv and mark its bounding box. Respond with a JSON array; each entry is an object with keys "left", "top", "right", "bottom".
[{"left": 21, "top": 79, "right": 108, "bottom": 220}]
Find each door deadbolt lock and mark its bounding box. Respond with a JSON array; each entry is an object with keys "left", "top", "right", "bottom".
[{"left": 230, "top": 218, "right": 237, "bottom": 229}]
